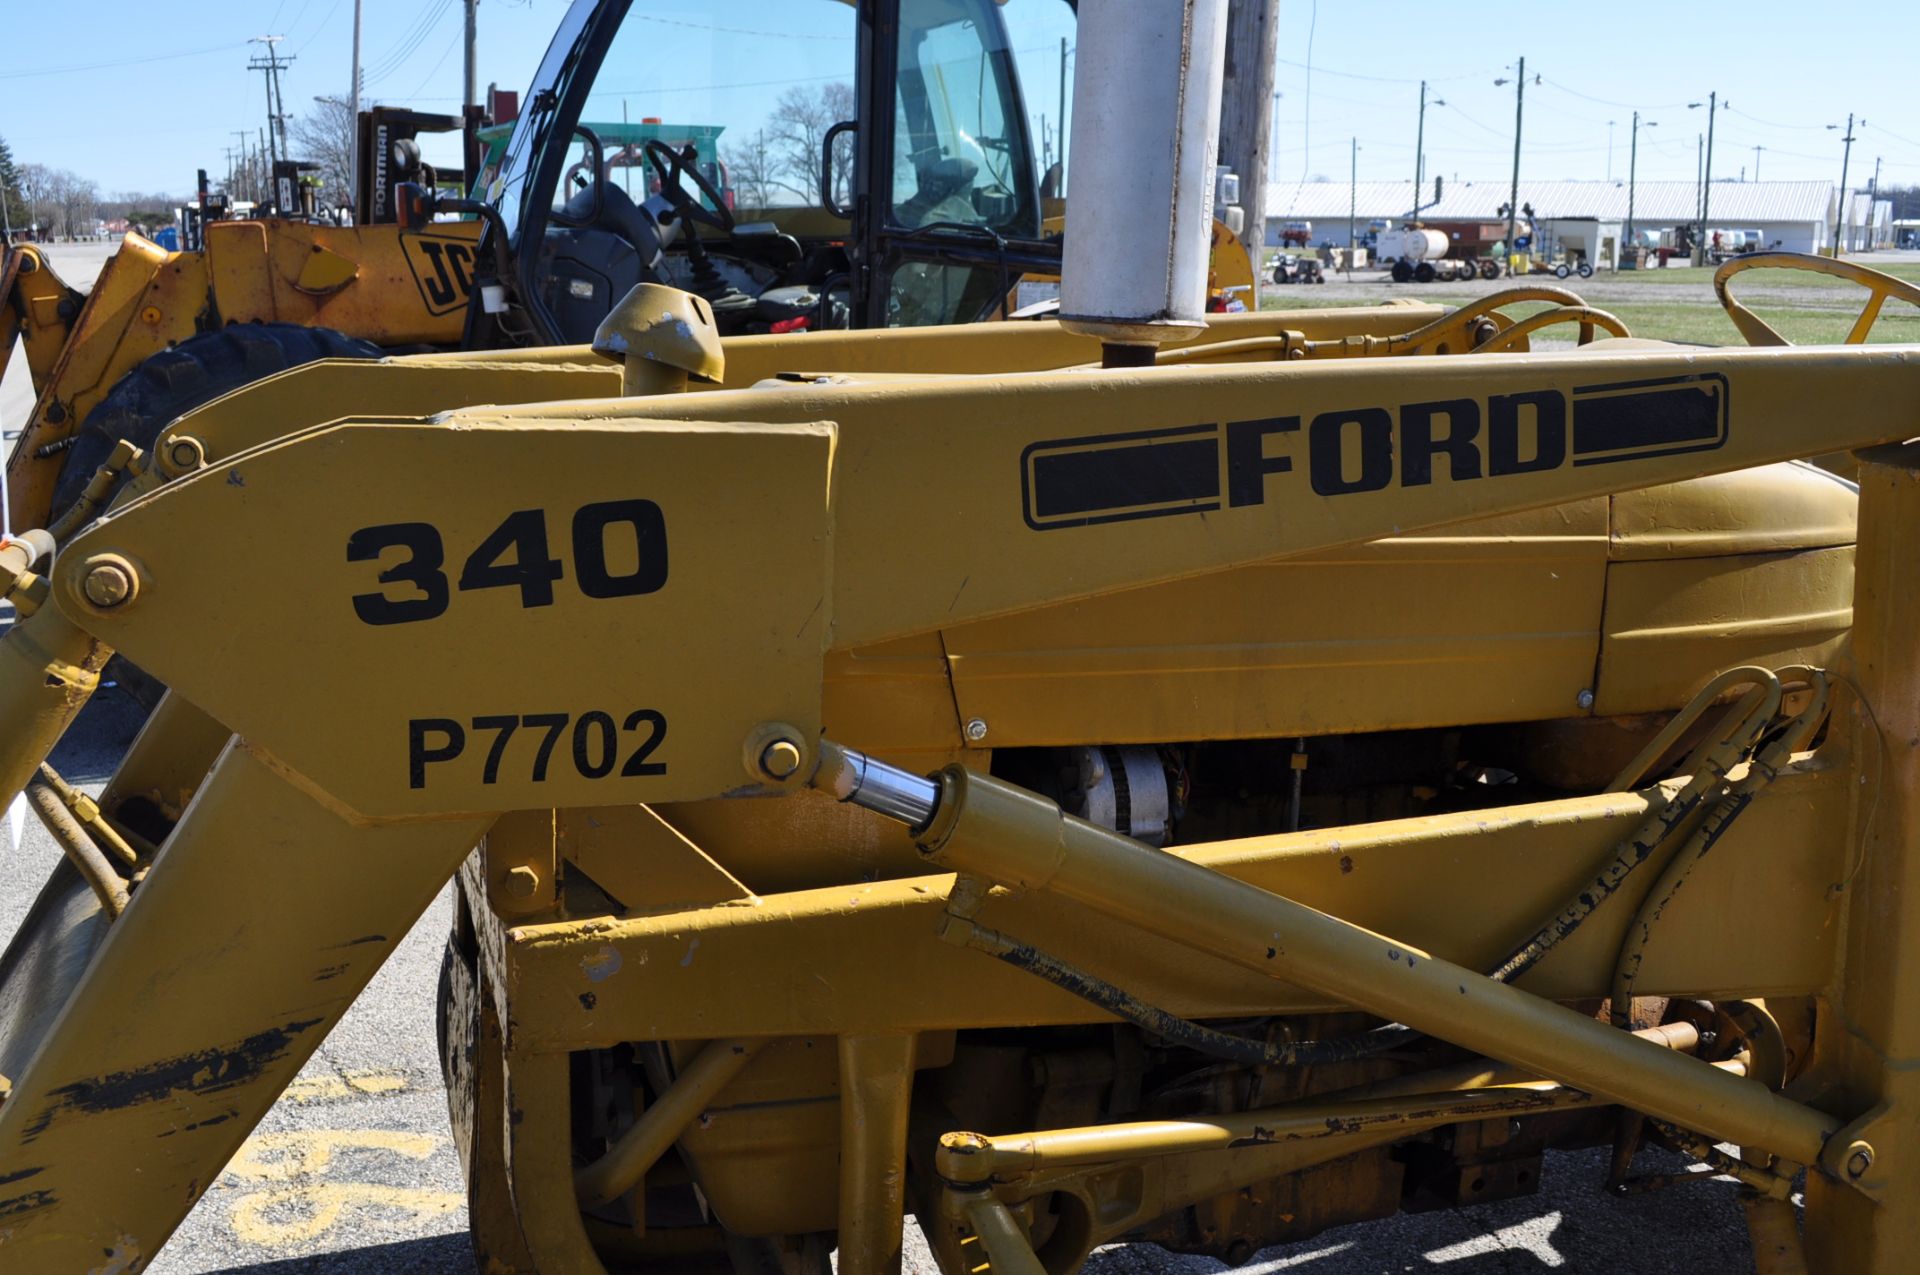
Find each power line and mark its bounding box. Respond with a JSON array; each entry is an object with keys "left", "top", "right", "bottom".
[{"left": 0, "top": 41, "right": 245, "bottom": 80}]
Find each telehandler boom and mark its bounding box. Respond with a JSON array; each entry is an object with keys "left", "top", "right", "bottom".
[{"left": 5, "top": 2, "right": 1920, "bottom": 1272}]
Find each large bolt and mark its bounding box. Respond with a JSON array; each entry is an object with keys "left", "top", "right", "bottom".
[
  {"left": 965, "top": 718, "right": 989, "bottom": 742},
  {"left": 504, "top": 864, "right": 542, "bottom": 900},
  {"left": 163, "top": 436, "right": 207, "bottom": 475},
  {"left": 1847, "top": 1140, "right": 1875, "bottom": 1179},
  {"left": 80, "top": 555, "right": 139, "bottom": 610},
  {"left": 759, "top": 739, "right": 804, "bottom": 781}
]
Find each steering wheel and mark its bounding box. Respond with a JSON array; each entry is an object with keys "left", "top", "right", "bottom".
[
  {"left": 1716, "top": 251, "right": 1920, "bottom": 346},
  {"left": 643, "top": 139, "right": 735, "bottom": 234}
]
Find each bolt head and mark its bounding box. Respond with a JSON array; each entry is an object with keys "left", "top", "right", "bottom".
[
  {"left": 81, "top": 559, "right": 136, "bottom": 609},
  {"left": 759, "top": 738, "right": 804, "bottom": 781},
  {"left": 166, "top": 438, "right": 205, "bottom": 471},
  {"left": 1576, "top": 688, "right": 1595, "bottom": 710},
  {"left": 965, "top": 717, "right": 989, "bottom": 742},
  {"left": 1847, "top": 1141, "right": 1874, "bottom": 1178},
  {"left": 503, "top": 864, "right": 541, "bottom": 900}
]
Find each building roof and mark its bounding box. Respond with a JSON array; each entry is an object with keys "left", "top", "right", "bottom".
[{"left": 1266, "top": 179, "right": 1836, "bottom": 226}]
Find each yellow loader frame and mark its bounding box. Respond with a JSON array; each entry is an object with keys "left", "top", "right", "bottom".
[
  {"left": 2, "top": 269, "right": 1919, "bottom": 1271},
  {"left": 1, "top": 220, "right": 483, "bottom": 530}
]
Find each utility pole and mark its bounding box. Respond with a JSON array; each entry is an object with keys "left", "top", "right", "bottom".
[
  {"left": 1413, "top": 81, "right": 1429, "bottom": 216},
  {"left": 1753, "top": 144, "right": 1762, "bottom": 182},
  {"left": 1348, "top": 137, "right": 1357, "bottom": 279},
  {"left": 1058, "top": 38, "right": 1069, "bottom": 195},
  {"left": 464, "top": 0, "right": 479, "bottom": 110},
  {"left": 232, "top": 131, "right": 252, "bottom": 200},
  {"left": 1270, "top": 91, "right": 1282, "bottom": 175},
  {"left": 1499, "top": 57, "right": 1527, "bottom": 278},
  {"left": 1218, "top": 0, "right": 1280, "bottom": 301},
  {"left": 248, "top": 35, "right": 295, "bottom": 209},
  {"left": 350, "top": 0, "right": 363, "bottom": 210},
  {"left": 1692, "top": 92, "right": 1720, "bottom": 266},
  {"left": 1833, "top": 113, "right": 1857, "bottom": 257},
  {"left": 1868, "top": 155, "right": 1882, "bottom": 251},
  {"left": 1625, "top": 112, "right": 1653, "bottom": 270},
  {"left": 1607, "top": 119, "right": 1615, "bottom": 182}
]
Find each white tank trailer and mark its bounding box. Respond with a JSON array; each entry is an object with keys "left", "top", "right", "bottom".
[{"left": 1375, "top": 226, "right": 1478, "bottom": 284}]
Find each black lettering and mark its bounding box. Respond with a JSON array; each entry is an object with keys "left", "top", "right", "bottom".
[
  {"left": 573, "top": 500, "right": 669, "bottom": 598},
  {"left": 408, "top": 718, "right": 465, "bottom": 789},
  {"left": 523, "top": 713, "right": 569, "bottom": 782},
  {"left": 1308, "top": 408, "right": 1394, "bottom": 496},
  {"left": 473, "top": 715, "right": 519, "bottom": 785},
  {"left": 443, "top": 243, "right": 474, "bottom": 298},
  {"left": 418, "top": 240, "right": 457, "bottom": 308},
  {"left": 1488, "top": 391, "right": 1567, "bottom": 476},
  {"left": 1225, "top": 416, "right": 1300, "bottom": 507},
  {"left": 349, "top": 523, "right": 449, "bottom": 626},
  {"left": 573, "top": 711, "right": 617, "bottom": 779},
  {"left": 1402, "top": 400, "right": 1482, "bottom": 486},
  {"left": 459, "top": 509, "right": 565, "bottom": 608},
  {"left": 621, "top": 710, "right": 668, "bottom": 777}
]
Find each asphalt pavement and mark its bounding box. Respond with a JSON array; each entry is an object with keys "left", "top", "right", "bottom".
[{"left": 1, "top": 241, "right": 1769, "bottom": 1273}]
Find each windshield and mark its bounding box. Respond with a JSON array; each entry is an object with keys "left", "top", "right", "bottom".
[
  {"left": 489, "top": 0, "right": 604, "bottom": 242},
  {"left": 890, "top": 0, "right": 1053, "bottom": 237}
]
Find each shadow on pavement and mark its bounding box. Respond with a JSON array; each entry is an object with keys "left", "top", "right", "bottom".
[{"left": 197, "top": 1231, "right": 475, "bottom": 1274}]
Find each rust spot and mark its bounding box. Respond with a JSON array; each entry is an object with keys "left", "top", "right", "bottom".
[
  {"left": 22, "top": 1018, "right": 322, "bottom": 1143},
  {"left": 1338, "top": 855, "right": 1354, "bottom": 874}
]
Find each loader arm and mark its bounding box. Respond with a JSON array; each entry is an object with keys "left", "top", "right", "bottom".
[{"left": 0, "top": 336, "right": 1918, "bottom": 1267}]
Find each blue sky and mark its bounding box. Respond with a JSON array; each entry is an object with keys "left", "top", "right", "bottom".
[{"left": 1, "top": 0, "right": 1915, "bottom": 197}]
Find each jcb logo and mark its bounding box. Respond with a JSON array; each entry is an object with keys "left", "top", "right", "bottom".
[
  {"left": 399, "top": 232, "right": 478, "bottom": 316},
  {"left": 1020, "top": 374, "right": 1728, "bottom": 531}
]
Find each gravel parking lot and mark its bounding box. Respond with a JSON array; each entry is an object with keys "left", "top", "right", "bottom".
[{"left": 4, "top": 241, "right": 1779, "bottom": 1273}]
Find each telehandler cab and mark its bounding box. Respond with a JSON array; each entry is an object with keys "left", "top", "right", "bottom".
[{"left": 6, "top": 2, "right": 1920, "bottom": 1272}]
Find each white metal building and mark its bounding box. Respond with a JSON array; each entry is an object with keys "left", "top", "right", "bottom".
[{"left": 1267, "top": 179, "right": 1839, "bottom": 256}]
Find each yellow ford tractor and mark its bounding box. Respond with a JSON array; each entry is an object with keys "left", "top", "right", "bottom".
[{"left": 6, "top": 2, "right": 1920, "bottom": 1273}]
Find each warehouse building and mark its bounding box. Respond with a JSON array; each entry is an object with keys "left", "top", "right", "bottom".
[{"left": 1267, "top": 179, "right": 1844, "bottom": 261}]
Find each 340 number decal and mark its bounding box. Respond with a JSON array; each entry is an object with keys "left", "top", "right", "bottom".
[
  {"left": 409, "top": 709, "right": 667, "bottom": 789},
  {"left": 348, "top": 500, "right": 668, "bottom": 626}
]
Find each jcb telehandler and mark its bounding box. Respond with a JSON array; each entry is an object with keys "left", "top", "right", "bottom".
[
  {"left": 7, "top": 1, "right": 1920, "bottom": 1271},
  {"left": 10, "top": 0, "right": 1231, "bottom": 537}
]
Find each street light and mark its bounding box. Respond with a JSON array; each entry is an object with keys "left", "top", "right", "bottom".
[
  {"left": 1625, "top": 115, "right": 1656, "bottom": 268},
  {"left": 1497, "top": 61, "right": 1537, "bottom": 276},
  {"left": 1412, "top": 82, "right": 1446, "bottom": 216}
]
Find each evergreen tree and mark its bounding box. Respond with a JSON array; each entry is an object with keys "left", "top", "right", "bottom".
[{"left": 0, "top": 134, "right": 23, "bottom": 237}]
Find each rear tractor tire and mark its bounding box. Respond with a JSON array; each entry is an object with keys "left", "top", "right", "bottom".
[{"left": 49, "top": 322, "right": 382, "bottom": 523}]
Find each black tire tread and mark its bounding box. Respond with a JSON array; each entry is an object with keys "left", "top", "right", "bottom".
[{"left": 51, "top": 323, "right": 381, "bottom": 518}]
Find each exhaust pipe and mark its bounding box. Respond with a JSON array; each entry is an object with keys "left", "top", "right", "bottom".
[{"left": 1057, "top": 0, "right": 1231, "bottom": 366}]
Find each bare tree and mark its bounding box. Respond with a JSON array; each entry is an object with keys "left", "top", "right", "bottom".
[
  {"left": 724, "top": 128, "right": 779, "bottom": 210},
  {"left": 291, "top": 96, "right": 355, "bottom": 207},
  {"left": 17, "top": 163, "right": 53, "bottom": 236},
  {"left": 763, "top": 82, "right": 856, "bottom": 206},
  {"left": 54, "top": 171, "right": 99, "bottom": 239}
]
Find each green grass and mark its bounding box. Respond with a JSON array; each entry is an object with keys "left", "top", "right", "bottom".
[
  {"left": 1261, "top": 269, "right": 1920, "bottom": 346},
  {"left": 1609, "top": 259, "right": 1920, "bottom": 287}
]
